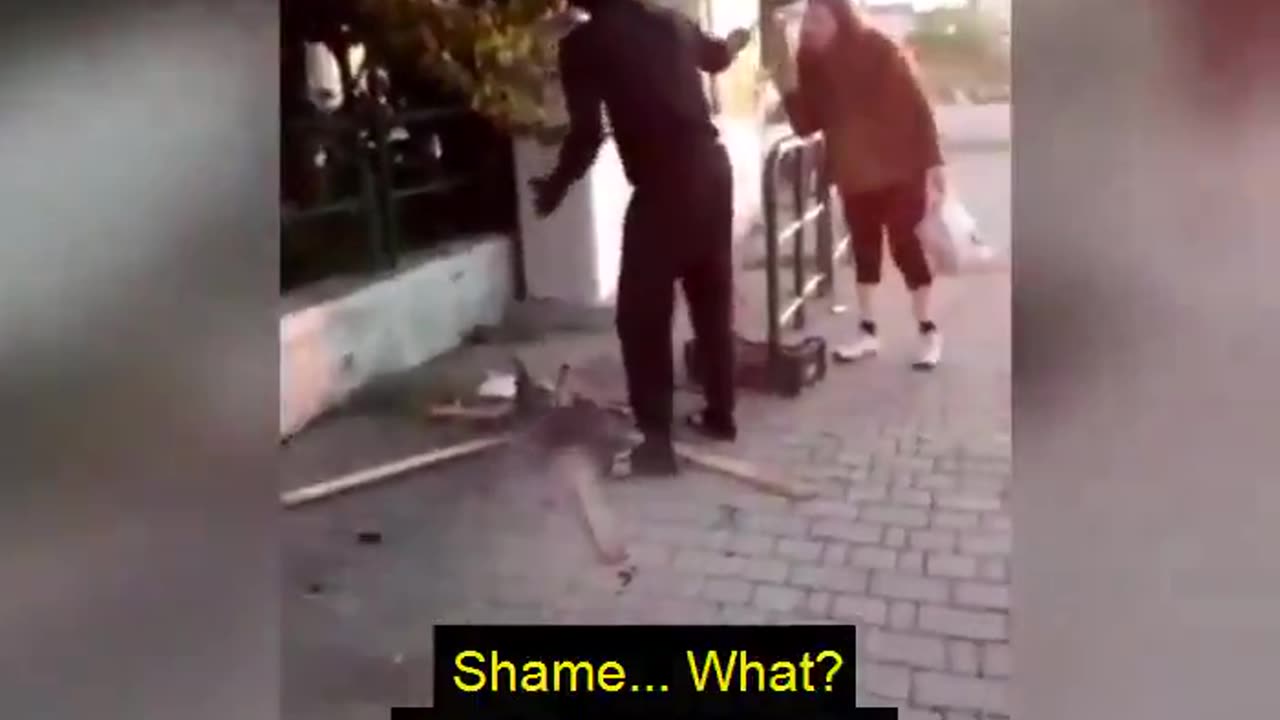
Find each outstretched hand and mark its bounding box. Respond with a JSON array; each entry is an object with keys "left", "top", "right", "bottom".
[{"left": 726, "top": 27, "right": 752, "bottom": 55}]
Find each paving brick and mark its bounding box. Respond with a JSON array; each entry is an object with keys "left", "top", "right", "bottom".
[
  {"left": 776, "top": 538, "right": 823, "bottom": 563},
  {"left": 947, "top": 640, "right": 979, "bottom": 674},
  {"left": 753, "top": 584, "right": 805, "bottom": 613},
  {"left": 791, "top": 564, "right": 869, "bottom": 594},
  {"left": 720, "top": 607, "right": 770, "bottom": 625},
  {"left": 925, "top": 553, "right": 978, "bottom": 579},
  {"left": 701, "top": 577, "right": 752, "bottom": 605},
  {"left": 642, "top": 524, "right": 730, "bottom": 551},
  {"left": 958, "top": 479, "right": 1005, "bottom": 502},
  {"left": 625, "top": 541, "right": 673, "bottom": 567},
  {"left": 913, "top": 671, "right": 1008, "bottom": 714},
  {"left": 982, "top": 514, "right": 1012, "bottom": 532},
  {"left": 935, "top": 492, "right": 1001, "bottom": 513},
  {"left": 804, "top": 591, "right": 833, "bottom": 617},
  {"left": 810, "top": 480, "right": 846, "bottom": 500},
  {"left": 836, "top": 451, "right": 873, "bottom": 469},
  {"left": 821, "top": 541, "right": 850, "bottom": 566},
  {"left": 899, "top": 550, "right": 925, "bottom": 574},
  {"left": 850, "top": 546, "right": 899, "bottom": 570},
  {"left": 918, "top": 605, "right": 1007, "bottom": 641},
  {"left": 889, "top": 601, "right": 917, "bottom": 630},
  {"left": 643, "top": 598, "right": 721, "bottom": 624},
  {"left": 734, "top": 557, "right": 790, "bottom": 584},
  {"left": 739, "top": 511, "right": 810, "bottom": 538},
  {"left": 846, "top": 482, "right": 891, "bottom": 503},
  {"left": 862, "top": 662, "right": 911, "bottom": 700},
  {"left": 915, "top": 473, "right": 958, "bottom": 492},
  {"left": 958, "top": 530, "right": 1011, "bottom": 557},
  {"left": 978, "top": 558, "right": 1008, "bottom": 583},
  {"left": 811, "top": 518, "right": 883, "bottom": 545},
  {"left": 673, "top": 548, "right": 745, "bottom": 577},
  {"left": 891, "top": 486, "right": 934, "bottom": 507},
  {"left": 959, "top": 458, "right": 1010, "bottom": 477},
  {"left": 981, "top": 643, "right": 1012, "bottom": 678},
  {"left": 884, "top": 526, "right": 908, "bottom": 548},
  {"left": 621, "top": 568, "right": 705, "bottom": 599},
  {"left": 910, "top": 529, "right": 958, "bottom": 552},
  {"left": 865, "top": 628, "right": 947, "bottom": 669},
  {"left": 860, "top": 504, "right": 931, "bottom": 529},
  {"left": 885, "top": 456, "right": 936, "bottom": 474},
  {"left": 797, "top": 498, "right": 861, "bottom": 520},
  {"left": 931, "top": 510, "right": 982, "bottom": 530},
  {"left": 831, "top": 594, "right": 888, "bottom": 625},
  {"left": 870, "top": 571, "right": 949, "bottom": 603},
  {"left": 629, "top": 498, "right": 723, "bottom": 527},
  {"left": 953, "top": 581, "right": 1009, "bottom": 610},
  {"left": 860, "top": 693, "right": 905, "bottom": 711},
  {"left": 725, "top": 532, "right": 776, "bottom": 558}
]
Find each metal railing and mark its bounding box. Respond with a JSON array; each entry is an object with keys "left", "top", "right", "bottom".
[
  {"left": 761, "top": 133, "right": 851, "bottom": 369},
  {"left": 281, "top": 103, "right": 511, "bottom": 292}
]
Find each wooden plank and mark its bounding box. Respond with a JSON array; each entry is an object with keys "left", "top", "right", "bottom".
[
  {"left": 426, "top": 403, "right": 513, "bottom": 421},
  {"left": 554, "top": 446, "right": 627, "bottom": 564},
  {"left": 671, "top": 441, "right": 818, "bottom": 500},
  {"left": 607, "top": 404, "right": 814, "bottom": 499},
  {"left": 281, "top": 435, "right": 511, "bottom": 508}
]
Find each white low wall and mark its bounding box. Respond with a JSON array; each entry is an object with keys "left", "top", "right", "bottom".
[
  {"left": 279, "top": 235, "right": 512, "bottom": 438},
  {"left": 280, "top": 119, "right": 766, "bottom": 439}
]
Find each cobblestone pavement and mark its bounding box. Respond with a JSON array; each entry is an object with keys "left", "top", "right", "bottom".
[
  {"left": 282, "top": 151, "right": 1011, "bottom": 720},
  {"left": 282, "top": 273, "right": 1009, "bottom": 720}
]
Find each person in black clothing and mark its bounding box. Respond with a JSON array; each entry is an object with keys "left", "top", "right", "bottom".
[{"left": 531, "top": 0, "right": 751, "bottom": 476}]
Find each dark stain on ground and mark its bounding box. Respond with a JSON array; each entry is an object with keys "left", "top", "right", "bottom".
[
  {"left": 356, "top": 531, "right": 383, "bottom": 545},
  {"left": 714, "top": 503, "right": 740, "bottom": 530},
  {"left": 617, "top": 565, "right": 636, "bottom": 591}
]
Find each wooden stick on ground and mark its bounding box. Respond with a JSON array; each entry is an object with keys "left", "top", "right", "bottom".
[
  {"left": 555, "top": 446, "right": 627, "bottom": 564},
  {"left": 605, "top": 401, "right": 818, "bottom": 500},
  {"left": 281, "top": 435, "right": 512, "bottom": 508},
  {"left": 671, "top": 441, "right": 818, "bottom": 500},
  {"left": 426, "top": 403, "right": 514, "bottom": 421}
]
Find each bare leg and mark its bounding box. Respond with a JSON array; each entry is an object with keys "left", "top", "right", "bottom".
[{"left": 910, "top": 283, "right": 933, "bottom": 325}]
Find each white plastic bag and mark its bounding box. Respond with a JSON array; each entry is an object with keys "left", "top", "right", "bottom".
[{"left": 917, "top": 194, "right": 1004, "bottom": 276}]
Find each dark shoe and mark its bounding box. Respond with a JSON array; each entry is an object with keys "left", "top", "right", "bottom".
[
  {"left": 685, "top": 409, "right": 737, "bottom": 442},
  {"left": 625, "top": 436, "right": 679, "bottom": 477}
]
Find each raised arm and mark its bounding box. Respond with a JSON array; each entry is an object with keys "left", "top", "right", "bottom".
[{"left": 686, "top": 17, "right": 751, "bottom": 75}]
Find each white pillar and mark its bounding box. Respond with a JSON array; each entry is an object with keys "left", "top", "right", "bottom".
[{"left": 512, "top": 135, "right": 631, "bottom": 309}]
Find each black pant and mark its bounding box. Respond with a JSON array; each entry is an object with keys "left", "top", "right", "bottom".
[
  {"left": 842, "top": 173, "right": 933, "bottom": 290},
  {"left": 616, "top": 142, "right": 735, "bottom": 437}
]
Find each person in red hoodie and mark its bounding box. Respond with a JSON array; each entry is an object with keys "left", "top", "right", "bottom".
[{"left": 771, "top": 0, "right": 948, "bottom": 370}]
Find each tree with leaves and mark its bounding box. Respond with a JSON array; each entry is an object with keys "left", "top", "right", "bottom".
[
  {"left": 360, "top": 0, "right": 573, "bottom": 135},
  {"left": 906, "top": 6, "right": 1009, "bottom": 100}
]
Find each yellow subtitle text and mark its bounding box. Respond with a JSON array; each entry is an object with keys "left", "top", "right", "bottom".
[{"left": 453, "top": 650, "right": 627, "bottom": 693}]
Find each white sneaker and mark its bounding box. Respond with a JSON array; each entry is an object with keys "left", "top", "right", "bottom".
[
  {"left": 913, "top": 330, "right": 943, "bottom": 370},
  {"left": 833, "top": 332, "right": 881, "bottom": 363}
]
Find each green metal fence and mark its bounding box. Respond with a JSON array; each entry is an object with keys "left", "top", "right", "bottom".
[{"left": 280, "top": 101, "right": 517, "bottom": 293}]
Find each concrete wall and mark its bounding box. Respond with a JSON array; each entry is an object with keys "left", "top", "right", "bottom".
[
  {"left": 514, "top": 136, "right": 629, "bottom": 308},
  {"left": 279, "top": 235, "right": 512, "bottom": 438}
]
